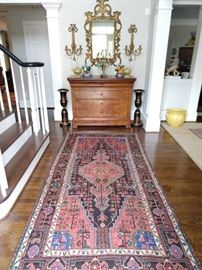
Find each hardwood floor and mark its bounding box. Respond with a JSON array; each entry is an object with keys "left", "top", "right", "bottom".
[{"left": 0, "top": 120, "right": 202, "bottom": 269}]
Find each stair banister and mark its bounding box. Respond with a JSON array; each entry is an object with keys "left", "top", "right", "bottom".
[
  {"left": 0, "top": 44, "right": 49, "bottom": 134},
  {"left": 0, "top": 44, "right": 44, "bottom": 68},
  {"left": 0, "top": 44, "right": 50, "bottom": 215}
]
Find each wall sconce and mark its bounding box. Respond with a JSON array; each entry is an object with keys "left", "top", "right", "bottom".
[
  {"left": 65, "top": 24, "right": 83, "bottom": 61},
  {"left": 125, "top": 24, "right": 142, "bottom": 61}
]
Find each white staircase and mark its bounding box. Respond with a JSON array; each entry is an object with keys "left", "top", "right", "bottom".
[{"left": 0, "top": 44, "right": 50, "bottom": 219}]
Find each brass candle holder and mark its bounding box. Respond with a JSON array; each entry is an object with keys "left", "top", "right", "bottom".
[
  {"left": 65, "top": 24, "right": 82, "bottom": 61},
  {"left": 96, "top": 50, "right": 111, "bottom": 78},
  {"left": 96, "top": 57, "right": 110, "bottom": 78},
  {"left": 58, "top": 88, "right": 70, "bottom": 127},
  {"left": 125, "top": 24, "right": 142, "bottom": 62}
]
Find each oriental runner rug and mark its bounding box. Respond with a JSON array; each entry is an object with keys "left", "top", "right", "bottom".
[{"left": 10, "top": 133, "right": 200, "bottom": 270}]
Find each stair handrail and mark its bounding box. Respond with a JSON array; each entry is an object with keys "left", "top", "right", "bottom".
[
  {"left": 0, "top": 44, "right": 44, "bottom": 67},
  {"left": 0, "top": 43, "right": 49, "bottom": 134}
]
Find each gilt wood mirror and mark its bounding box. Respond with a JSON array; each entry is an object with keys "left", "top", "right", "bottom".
[{"left": 84, "top": 0, "right": 122, "bottom": 66}]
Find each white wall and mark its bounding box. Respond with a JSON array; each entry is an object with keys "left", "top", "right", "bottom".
[
  {"left": 57, "top": 0, "right": 152, "bottom": 120},
  {"left": 6, "top": 6, "right": 46, "bottom": 60},
  {"left": 160, "top": 78, "right": 192, "bottom": 119},
  {"left": 5, "top": 5, "right": 54, "bottom": 107}
]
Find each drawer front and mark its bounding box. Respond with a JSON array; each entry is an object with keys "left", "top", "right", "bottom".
[
  {"left": 74, "top": 89, "right": 130, "bottom": 100},
  {"left": 75, "top": 100, "right": 129, "bottom": 118}
]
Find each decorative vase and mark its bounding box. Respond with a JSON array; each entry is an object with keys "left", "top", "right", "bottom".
[
  {"left": 58, "top": 88, "right": 71, "bottom": 127},
  {"left": 81, "top": 72, "right": 92, "bottom": 78},
  {"left": 72, "top": 67, "right": 82, "bottom": 76},
  {"left": 166, "top": 108, "right": 186, "bottom": 127},
  {"left": 116, "top": 73, "right": 124, "bottom": 78},
  {"left": 132, "top": 89, "right": 144, "bottom": 127}
]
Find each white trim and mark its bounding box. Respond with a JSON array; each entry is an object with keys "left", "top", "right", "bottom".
[
  {"left": 2, "top": 126, "right": 32, "bottom": 166},
  {"left": 0, "top": 113, "right": 16, "bottom": 135},
  {"left": 174, "top": 0, "right": 202, "bottom": 5},
  {"left": 171, "top": 18, "right": 198, "bottom": 25},
  {"left": 0, "top": 135, "right": 50, "bottom": 220}
]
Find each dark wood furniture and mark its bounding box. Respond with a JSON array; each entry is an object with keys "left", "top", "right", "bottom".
[{"left": 68, "top": 76, "right": 136, "bottom": 128}]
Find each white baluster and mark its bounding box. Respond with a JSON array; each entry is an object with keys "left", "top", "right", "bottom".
[
  {"left": 19, "top": 66, "right": 29, "bottom": 124},
  {"left": 10, "top": 60, "right": 22, "bottom": 123},
  {"left": 36, "top": 67, "right": 45, "bottom": 134},
  {"left": 1, "top": 57, "right": 12, "bottom": 112},
  {"left": 39, "top": 67, "right": 49, "bottom": 133},
  {"left": 27, "top": 67, "right": 40, "bottom": 134},
  {"left": 0, "top": 86, "right": 5, "bottom": 111},
  {"left": 32, "top": 68, "right": 40, "bottom": 131},
  {"left": 0, "top": 148, "right": 8, "bottom": 198}
]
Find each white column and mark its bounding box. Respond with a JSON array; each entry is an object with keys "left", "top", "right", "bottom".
[
  {"left": 42, "top": 2, "right": 62, "bottom": 121},
  {"left": 143, "top": 0, "right": 173, "bottom": 132},
  {"left": 187, "top": 6, "right": 202, "bottom": 121}
]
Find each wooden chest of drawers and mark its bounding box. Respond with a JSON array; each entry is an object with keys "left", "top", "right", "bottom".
[{"left": 68, "top": 76, "right": 136, "bottom": 128}]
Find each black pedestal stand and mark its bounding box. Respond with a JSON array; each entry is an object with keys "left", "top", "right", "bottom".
[
  {"left": 132, "top": 89, "right": 144, "bottom": 127},
  {"left": 58, "top": 88, "right": 71, "bottom": 127}
]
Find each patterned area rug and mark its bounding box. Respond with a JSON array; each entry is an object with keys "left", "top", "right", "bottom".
[
  {"left": 10, "top": 133, "right": 200, "bottom": 269},
  {"left": 190, "top": 129, "right": 202, "bottom": 139},
  {"left": 162, "top": 122, "right": 202, "bottom": 170}
]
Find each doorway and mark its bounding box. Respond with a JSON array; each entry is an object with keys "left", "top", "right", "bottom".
[{"left": 23, "top": 20, "right": 53, "bottom": 108}]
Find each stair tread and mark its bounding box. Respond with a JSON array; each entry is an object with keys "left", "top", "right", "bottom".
[
  {"left": 0, "top": 131, "right": 49, "bottom": 203},
  {"left": 0, "top": 122, "right": 30, "bottom": 153},
  {"left": 0, "top": 111, "right": 13, "bottom": 122}
]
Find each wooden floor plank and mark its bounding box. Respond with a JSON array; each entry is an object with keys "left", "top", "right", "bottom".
[{"left": 0, "top": 120, "right": 201, "bottom": 269}]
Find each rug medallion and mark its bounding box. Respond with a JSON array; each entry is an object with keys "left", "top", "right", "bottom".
[{"left": 10, "top": 134, "right": 200, "bottom": 269}]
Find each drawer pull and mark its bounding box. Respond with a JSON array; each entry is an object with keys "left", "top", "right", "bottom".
[
  {"left": 100, "top": 93, "right": 103, "bottom": 96},
  {"left": 100, "top": 102, "right": 103, "bottom": 105}
]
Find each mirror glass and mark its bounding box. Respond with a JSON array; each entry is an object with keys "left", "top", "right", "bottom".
[{"left": 92, "top": 20, "right": 114, "bottom": 59}]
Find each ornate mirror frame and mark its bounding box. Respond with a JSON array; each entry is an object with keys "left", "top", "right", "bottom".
[{"left": 84, "top": 0, "right": 122, "bottom": 65}]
